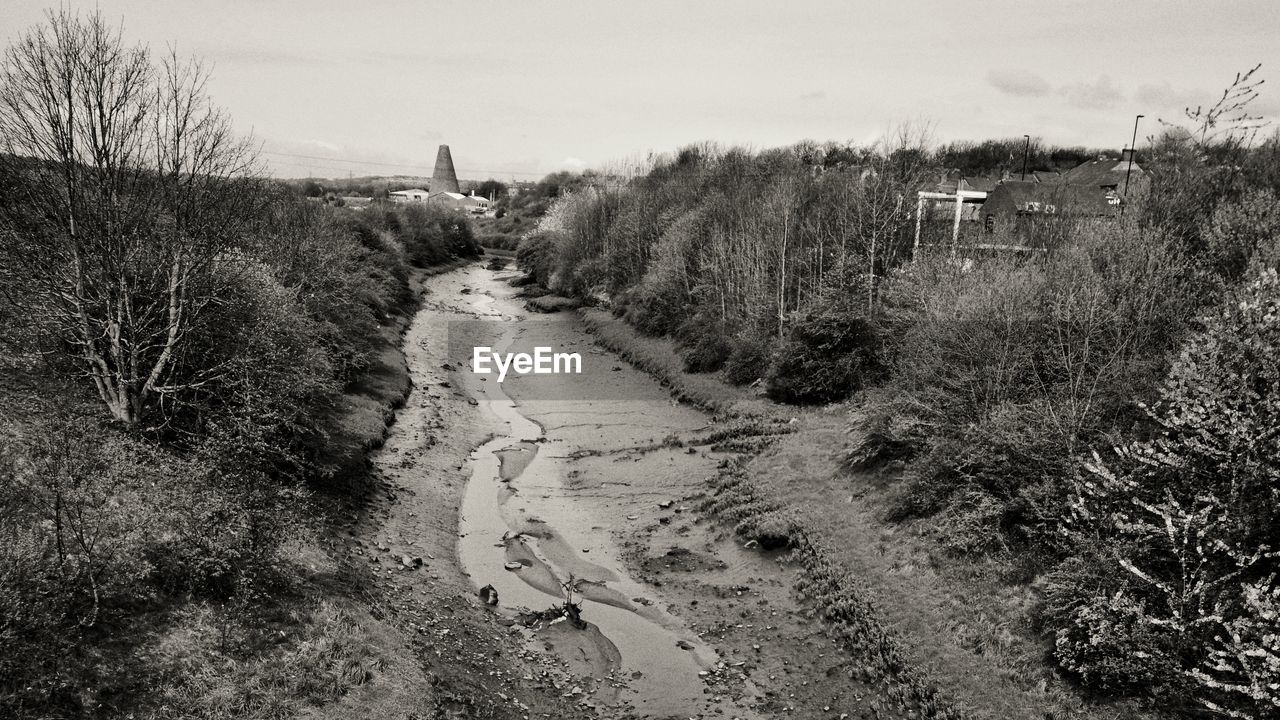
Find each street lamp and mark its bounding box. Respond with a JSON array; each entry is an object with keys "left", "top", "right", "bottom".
[
  {"left": 1124, "top": 114, "right": 1144, "bottom": 196},
  {"left": 1021, "top": 135, "right": 1030, "bottom": 181}
]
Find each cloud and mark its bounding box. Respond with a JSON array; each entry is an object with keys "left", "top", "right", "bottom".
[
  {"left": 1135, "top": 82, "right": 1205, "bottom": 112},
  {"left": 798, "top": 90, "right": 827, "bottom": 101},
  {"left": 1060, "top": 75, "right": 1123, "bottom": 109},
  {"left": 559, "top": 157, "right": 587, "bottom": 170},
  {"left": 303, "top": 139, "right": 343, "bottom": 152},
  {"left": 987, "top": 69, "right": 1050, "bottom": 97},
  {"left": 211, "top": 46, "right": 319, "bottom": 67},
  {"left": 1252, "top": 96, "right": 1280, "bottom": 120}
]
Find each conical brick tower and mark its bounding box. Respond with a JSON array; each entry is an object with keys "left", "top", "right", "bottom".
[{"left": 431, "top": 144, "right": 460, "bottom": 194}]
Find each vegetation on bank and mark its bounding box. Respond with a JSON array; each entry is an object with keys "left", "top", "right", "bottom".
[
  {"left": 471, "top": 171, "right": 592, "bottom": 250},
  {"left": 517, "top": 73, "right": 1280, "bottom": 717},
  {"left": 0, "top": 11, "right": 478, "bottom": 716}
]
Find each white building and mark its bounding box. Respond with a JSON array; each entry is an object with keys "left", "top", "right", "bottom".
[{"left": 389, "top": 188, "right": 429, "bottom": 203}]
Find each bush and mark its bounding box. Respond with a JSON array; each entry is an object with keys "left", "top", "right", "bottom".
[
  {"left": 681, "top": 330, "right": 731, "bottom": 373},
  {"left": 842, "top": 409, "right": 917, "bottom": 472},
  {"left": 394, "top": 204, "right": 480, "bottom": 267},
  {"left": 515, "top": 231, "right": 560, "bottom": 287},
  {"left": 145, "top": 467, "right": 301, "bottom": 600},
  {"left": 1202, "top": 188, "right": 1280, "bottom": 282},
  {"left": 0, "top": 416, "right": 171, "bottom": 711},
  {"left": 1060, "top": 269, "right": 1280, "bottom": 715},
  {"left": 765, "top": 296, "right": 880, "bottom": 405},
  {"left": 1053, "top": 593, "right": 1181, "bottom": 697},
  {"left": 723, "top": 331, "right": 771, "bottom": 386},
  {"left": 176, "top": 261, "right": 338, "bottom": 475}
]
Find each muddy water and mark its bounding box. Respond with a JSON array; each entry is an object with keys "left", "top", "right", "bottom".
[{"left": 454, "top": 272, "right": 756, "bottom": 717}]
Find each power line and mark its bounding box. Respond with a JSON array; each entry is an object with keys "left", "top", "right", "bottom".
[
  {"left": 261, "top": 150, "right": 547, "bottom": 178},
  {"left": 266, "top": 159, "right": 380, "bottom": 177}
]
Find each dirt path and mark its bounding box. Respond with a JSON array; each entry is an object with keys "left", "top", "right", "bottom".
[{"left": 334, "top": 259, "right": 894, "bottom": 719}]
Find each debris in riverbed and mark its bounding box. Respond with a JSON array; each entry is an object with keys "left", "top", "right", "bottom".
[
  {"left": 479, "top": 584, "right": 499, "bottom": 605},
  {"left": 658, "top": 500, "right": 674, "bottom": 509},
  {"left": 676, "top": 640, "right": 695, "bottom": 650},
  {"left": 560, "top": 575, "right": 586, "bottom": 629},
  {"left": 504, "top": 561, "right": 524, "bottom": 571}
]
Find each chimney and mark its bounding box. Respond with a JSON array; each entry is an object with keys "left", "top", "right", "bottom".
[
  {"left": 432, "top": 145, "right": 460, "bottom": 194},
  {"left": 1121, "top": 148, "right": 1135, "bottom": 163}
]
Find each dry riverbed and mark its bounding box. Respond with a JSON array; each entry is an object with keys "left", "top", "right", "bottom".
[{"left": 330, "top": 259, "right": 896, "bottom": 719}]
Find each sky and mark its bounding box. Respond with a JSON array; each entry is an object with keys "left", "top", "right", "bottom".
[{"left": 3, "top": 1, "right": 1279, "bottom": 180}]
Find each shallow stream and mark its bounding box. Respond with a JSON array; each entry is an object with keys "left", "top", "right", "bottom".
[{"left": 455, "top": 286, "right": 745, "bottom": 715}]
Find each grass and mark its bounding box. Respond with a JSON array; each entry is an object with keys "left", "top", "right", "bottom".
[
  {"left": 579, "top": 308, "right": 774, "bottom": 416},
  {"left": 131, "top": 597, "right": 398, "bottom": 720}
]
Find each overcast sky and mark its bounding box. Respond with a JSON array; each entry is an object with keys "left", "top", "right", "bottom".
[{"left": 3, "top": 1, "right": 1278, "bottom": 180}]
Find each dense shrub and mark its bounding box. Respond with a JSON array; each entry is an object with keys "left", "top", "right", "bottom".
[
  {"left": 681, "top": 329, "right": 732, "bottom": 373},
  {"left": 765, "top": 294, "right": 881, "bottom": 404},
  {"left": 1201, "top": 188, "right": 1280, "bottom": 282},
  {"left": 1052, "top": 594, "right": 1182, "bottom": 696},
  {"left": 0, "top": 416, "right": 175, "bottom": 709},
  {"left": 396, "top": 204, "right": 481, "bottom": 267},
  {"left": 145, "top": 466, "right": 301, "bottom": 599},
  {"left": 723, "top": 331, "right": 772, "bottom": 386},
  {"left": 515, "top": 230, "right": 560, "bottom": 288},
  {"left": 875, "top": 219, "right": 1205, "bottom": 554},
  {"left": 1057, "top": 270, "right": 1280, "bottom": 715}
]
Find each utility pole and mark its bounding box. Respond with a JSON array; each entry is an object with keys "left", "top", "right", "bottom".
[
  {"left": 1124, "top": 114, "right": 1144, "bottom": 196},
  {"left": 1021, "top": 135, "right": 1030, "bottom": 181}
]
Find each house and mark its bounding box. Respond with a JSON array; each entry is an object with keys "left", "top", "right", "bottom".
[
  {"left": 461, "top": 192, "right": 490, "bottom": 214},
  {"left": 914, "top": 153, "right": 1144, "bottom": 256},
  {"left": 390, "top": 188, "right": 429, "bottom": 202},
  {"left": 980, "top": 181, "right": 1118, "bottom": 222},
  {"left": 428, "top": 190, "right": 491, "bottom": 214},
  {"left": 1061, "top": 150, "right": 1144, "bottom": 194},
  {"left": 975, "top": 180, "right": 1121, "bottom": 249}
]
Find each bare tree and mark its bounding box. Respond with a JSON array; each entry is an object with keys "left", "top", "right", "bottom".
[{"left": 0, "top": 10, "right": 259, "bottom": 427}]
